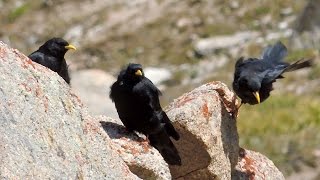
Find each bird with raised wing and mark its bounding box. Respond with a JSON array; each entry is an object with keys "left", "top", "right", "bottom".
[{"left": 233, "top": 41, "right": 313, "bottom": 105}]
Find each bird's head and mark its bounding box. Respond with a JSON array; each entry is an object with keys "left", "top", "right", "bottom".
[
  {"left": 124, "top": 63, "right": 144, "bottom": 83},
  {"left": 238, "top": 77, "right": 261, "bottom": 104},
  {"left": 39, "top": 38, "right": 76, "bottom": 58}
]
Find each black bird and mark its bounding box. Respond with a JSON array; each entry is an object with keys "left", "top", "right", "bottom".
[
  {"left": 28, "top": 38, "right": 76, "bottom": 84},
  {"left": 110, "top": 63, "right": 181, "bottom": 165},
  {"left": 233, "top": 41, "right": 313, "bottom": 105}
]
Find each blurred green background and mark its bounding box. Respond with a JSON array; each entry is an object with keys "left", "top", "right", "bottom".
[{"left": 1, "top": 0, "right": 319, "bottom": 178}]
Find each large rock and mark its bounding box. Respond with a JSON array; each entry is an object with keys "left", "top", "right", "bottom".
[
  {"left": 165, "top": 82, "right": 240, "bottom": 179},
  {"left": 99, "top": 116, "right": 172, "bottom": 180},
  {"left": 164, "top": 82, "right": 286, "bottom": 180},
  {"left": 0, "top": 41, "right": 138, "bottom": 179},
  {"left": 233, "top": 149, "right": 285, "bottom": 180}
]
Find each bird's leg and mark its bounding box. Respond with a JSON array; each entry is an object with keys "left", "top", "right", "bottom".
[
  {"left": 137, "top": 134, "right": 150, "bottom": 145},
  {"left": 134, "top": 132, "right": 150, "bottom": 143},
  {"left": 124, "top": 127, "right": 134, "bottom": 134},
  {"left": 145, "top": 135, "right": 150, "bottom": 144},
  {"left": 232, "top": 100, "right": 243, "bottom": 119},
  {"left": 216, "top": 88, "right": 238, "bottom": 117}
]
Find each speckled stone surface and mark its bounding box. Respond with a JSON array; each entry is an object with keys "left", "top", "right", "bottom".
[
  {"left": 233, "top": 149, "right": 285, "bottom": 180},
  {"left": 99, "top": 116, "right": 172, "bottom": 180},
  {"left": 165, "top": 81, "right": 240, "bottom": 179},
  {"left": 0, "top": 41, "right": 139, "bottom": 179}
]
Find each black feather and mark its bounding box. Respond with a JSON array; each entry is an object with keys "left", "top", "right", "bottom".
[
  {"left": 284, "top": 59, "right": 313, "bottom": 72},
  {"left": 110, "top": 63, "right": 181, "bottom": 165},
  {"left": 28, "top": 38, "right": 75, "bottom": 84},
  {"left": 233, "top": 41, "right": 313, "bottom": 105},
  {"left": 262, "top": 41, "right": 288, "bottom": 63}
]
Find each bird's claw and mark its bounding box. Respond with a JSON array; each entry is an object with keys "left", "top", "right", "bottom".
[
  {"left": 216, "top": 88, "right": 240, "bottom": 119},
  {"left": 144, "top": 135, "right": 150, "bottom": 144}
]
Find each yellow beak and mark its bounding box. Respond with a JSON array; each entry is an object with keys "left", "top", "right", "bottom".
[
  {"left": 65, "top": 44, "right": 77, "bottom": 50},
  {"left": 135, "top": 69, "right": 143, "bottom": 76},
  {"left": 252, "top": 91, "right": 261, "bottom": 104}
]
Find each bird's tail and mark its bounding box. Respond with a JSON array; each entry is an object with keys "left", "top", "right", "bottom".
[
  {"left": 262, "top": 41, "right": 288, "bottom": 63},
  {"left": 149, "top": 130, "right": 181, "bottom": 165},
  {"left": 284, "top": 59, "right": 313, "bottom": 72},
  {"left": 161, "top": 111, "right": 180, "bottom": 140}
]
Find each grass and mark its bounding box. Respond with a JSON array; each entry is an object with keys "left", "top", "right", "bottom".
[
  {"left": 7, "top": 2, "right": 32, "bottom": 22},
  {"left": 309, "top": 63, "right": 320, "bottom": 80},
  {"left": 238, "top": 94, "right": 320, "bottom": 175},
  {"left": 286, "top": 49, "right": 317, "bottom": 62}
]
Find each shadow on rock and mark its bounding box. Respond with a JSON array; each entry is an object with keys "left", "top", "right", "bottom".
[
  {"left": 100, "top": 121, "right": 145, "bottom": 142},
  {"left": 220, "top": 100, "right": 239, "bottom": 177}
]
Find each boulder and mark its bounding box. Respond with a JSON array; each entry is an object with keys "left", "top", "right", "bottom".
[
  {"left": 99, "top": 116, "right": 172, "bottom": 180},
  {"left": 0, "top": 41, "right": 139, "bottom": 179},
  {"left": 165, "top": 81, "right": 240, "bottom": 179},
  {"left": 233, "top": 149, "right": 285, "bottom": 180}
]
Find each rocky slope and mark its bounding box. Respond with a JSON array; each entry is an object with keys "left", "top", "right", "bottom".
[
  {"left": 0, "top": 42, "right": 285, "bottom": 179},
  {"left": 0, "top": 41, "right": 138, "bottom": 179}
]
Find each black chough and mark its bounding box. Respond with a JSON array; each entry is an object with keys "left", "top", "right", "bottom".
[
  {"left": 233, "top": 41, "right": 313, "bottom": 105},
  {"left": 110, "top": 63, "right": 181, "bottom": 165},
  {"left": 28, "top": 38, "right": 76, "bottom": 84}
]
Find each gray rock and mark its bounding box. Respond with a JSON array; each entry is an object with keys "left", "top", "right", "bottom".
[
  {"left": 233, "top": 149, "right": 285, "bottom": 180},
  {"left": 165, "top": 81, "right": 240, "bottom": 179},
  {"left": 99, "top": 116, "right": 172, "bottom": 180},
  {"left": 164, "top": 81, "right": 285, "bottom": 180},
  {"left": 0, "top": 41, "right": 139, "bottom": 179},
  {"left": 71, "top": 69, "right": 118, "bottom": 118}
]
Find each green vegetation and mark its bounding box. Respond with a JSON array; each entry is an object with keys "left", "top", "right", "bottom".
[
  {"left": 238, "top": 94, "right": 320, "bottom": 175},
  {"left": 8, "top": 3, "right": 30, "bottom": 22},
  {"left": 287, "top": 49, "right": 317, "bottom": 62},
  {"left": 309, "top": 63, "right": 320, "bottom": 80}
]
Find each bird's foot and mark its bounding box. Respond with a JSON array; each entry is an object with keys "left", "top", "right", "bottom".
[
  {"left": 138, "top": 136, "right": 153, "bottom": 153},
  {"left": 239, "top": 147, "right": 246, "bottom": 158},
  {"left": 137, "top": 134, "right": 150, "bottom": 144},
  {"left": 145, "top": 135, "right": 150, "bottom": 144},
  {"left": 232, "top": 101, "right": 242, "bottom": 119},
  {"left": 216, "top": 88, "right": 240, "bottom": 119}
]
